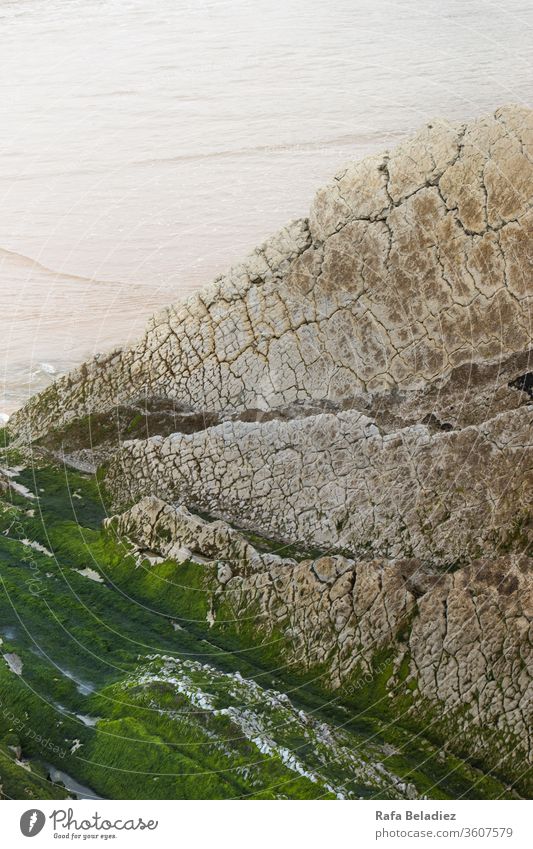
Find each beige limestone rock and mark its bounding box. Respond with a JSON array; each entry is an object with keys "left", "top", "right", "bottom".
[
  {"left": 10, "top": 105, "right": 532, "bottom": 440},
  {"left": 108, "top": 497, "right": 533, "bottom": 778},
  {"left": 9, "top": 105, "right": 533, "bottom": 788}
]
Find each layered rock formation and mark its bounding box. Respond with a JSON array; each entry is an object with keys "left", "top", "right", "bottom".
[
  {"left": 104, "top": 402, "right": 531, "bottom": 565},
  {"left": 108, "top": 496, "right": 533, "bottom": 788},
  {"left": 9, "top": 105, "right": 533, "bottom": 791},
  {"left": 13, "top": 106, "right": 532, "bottom": 436}
]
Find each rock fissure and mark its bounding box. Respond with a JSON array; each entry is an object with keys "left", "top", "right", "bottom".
[{"left": 7, "top": 104, "right": 533, "bottom": 792}]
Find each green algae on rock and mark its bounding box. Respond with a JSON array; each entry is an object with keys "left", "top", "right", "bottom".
[{"left": 5, "top": 105, "right": 533, "bottom": 798}]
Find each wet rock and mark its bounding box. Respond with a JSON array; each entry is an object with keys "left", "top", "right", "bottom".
[
  {"left": 3, "top": 653, "right": 23, "bottom": 675},
  {"left": 8, "top": 105, "right": 533, "bottom": 786}
]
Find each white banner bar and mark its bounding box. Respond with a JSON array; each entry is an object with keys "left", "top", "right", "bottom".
[{"left": 2, "top": 799, "right": 532, "bottom": 848}]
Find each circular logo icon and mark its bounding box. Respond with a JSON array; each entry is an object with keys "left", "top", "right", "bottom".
[{"left": 20, "top": 809, "right": 46, "bottom": 837}]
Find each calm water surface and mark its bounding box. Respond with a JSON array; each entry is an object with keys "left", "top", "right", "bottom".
[{"left": 0, "top": 0, "right": 531, "bottom": 415}]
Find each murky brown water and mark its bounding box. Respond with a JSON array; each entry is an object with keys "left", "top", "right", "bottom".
[{"left": 1, "top": 0, "right": 531, "bottom": 417}]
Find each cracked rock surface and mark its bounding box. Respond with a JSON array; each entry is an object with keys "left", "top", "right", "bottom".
[
  {"left": 9, "top": 105, "right": 533, "bottom": 788},
  {"left": 108, "top": 496, "right": 533, "bottom": 785},
  {"left": 12, "top": 105, "right": 532, "bottom": 437},
  {"left": 105, "top": 402, "right": 532, "bottom": 564}
]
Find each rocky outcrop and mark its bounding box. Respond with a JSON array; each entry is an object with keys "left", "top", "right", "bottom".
[
  {"left": 8, "top": 105, "right": 533, "bottom": 790},
  {"left": 108, "top": 496, "right": 533, "bottom": 787},
  {"left": 105, "top": 403, "right": 532, "bottom": 564},
  {"left": 11, "top": 105, "right": 532, "bottom": 439}
]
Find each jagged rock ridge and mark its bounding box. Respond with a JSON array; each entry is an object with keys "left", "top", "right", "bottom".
[
  {"left": 9, "top": 105, "right": 533, "bottom": 792},
  {"left": 13, "top": 105, "right": 532, "bottom": 434}
]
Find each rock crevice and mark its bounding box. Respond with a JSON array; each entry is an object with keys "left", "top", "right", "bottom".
[
  {"left": 8, "top": 104, "right": 533, "bottom": 791},
  {"left": 108, "top": 496, "right": 533, "bottom": 785}
]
